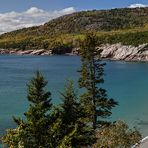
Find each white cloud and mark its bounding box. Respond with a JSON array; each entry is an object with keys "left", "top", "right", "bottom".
[
  {"left": 0, "top": 7, "right": 76, "bottom": 34},
  {"left": 26, "top": 7, "right": 44, "bottom": 14},
  {"left": 128, "top": 3, "right": 148, "bottom": 8},
  {"left": 61, "top": 7, "right": 75, "bottom": 13}
]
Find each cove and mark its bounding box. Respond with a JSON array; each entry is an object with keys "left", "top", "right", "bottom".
[{"left": 0, "top": 55, "right": 148, "bottom": 136}]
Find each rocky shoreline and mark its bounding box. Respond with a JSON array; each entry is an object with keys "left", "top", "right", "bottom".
[
  {"left": 0, "top": 49, "right": 52, "bottom": 55},
  {"left": 0, "top": 43, "right": 148, "bottom": 61},
  {"left": 98, "top": 43, "right": 148, "bottom": 62}
]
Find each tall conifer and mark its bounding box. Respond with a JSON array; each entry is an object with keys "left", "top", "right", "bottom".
[
  {"left": 79, "top": 33, "right": 117, "bottom": 129},
  {"left": 2, "top": 71, "right": 53, "bottom": 147},
  {"left": 57, "top": 81, "right": 95, "bottom": 147}
]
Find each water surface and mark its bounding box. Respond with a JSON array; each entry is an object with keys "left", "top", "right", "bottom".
[{"left": 0, "top": 55, "right": 148, "bottom": 137}]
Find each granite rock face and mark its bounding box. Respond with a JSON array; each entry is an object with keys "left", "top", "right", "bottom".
[{"left": 98, "top": 43, "right": 148, "bottom": 61}]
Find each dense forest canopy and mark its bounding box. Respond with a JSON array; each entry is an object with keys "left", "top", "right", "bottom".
[{"left": 0, "top": 7, "right": 147, "bottom": 50}]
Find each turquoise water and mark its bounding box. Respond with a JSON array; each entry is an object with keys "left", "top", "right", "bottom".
[{"left": 0, "top": 55, "right": 148, "bottom": 137}]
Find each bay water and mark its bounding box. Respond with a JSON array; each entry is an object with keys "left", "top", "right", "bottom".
[{"left": 0, "top": 55, "right": 148, "bottom": 137}]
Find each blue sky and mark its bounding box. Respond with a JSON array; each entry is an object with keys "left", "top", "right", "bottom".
[
  {"left": 0, "top": 0, "right": 147, "bottom": 34},
  {"left": 0, "top": 0, "right": 147, "bottom": 12}
]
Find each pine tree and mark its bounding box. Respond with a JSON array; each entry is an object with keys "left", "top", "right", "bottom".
[
  {"left": 78, "top": 33, "right": 118, "bottom": 130},
  {"left": 2, "top": 71, "right": 53, "bottom": 148}
]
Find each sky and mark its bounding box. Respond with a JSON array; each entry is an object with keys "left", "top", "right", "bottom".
[{"left": 0, "top": 0, "right": 147, "bottom": 34}]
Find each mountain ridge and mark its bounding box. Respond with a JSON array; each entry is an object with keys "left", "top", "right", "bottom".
[{"left": 0, "top": 7, "right": 147, "bottom": 50}]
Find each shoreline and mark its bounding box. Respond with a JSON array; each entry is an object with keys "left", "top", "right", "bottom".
[
  {"left": 0, "top": 43, "right": 148, "bottom": 62},
  {"left": 0, "top": 48, "right": 79, "bottom": 56},
  {"left": 0, "top": 49, "right": 52, "bottom": 56}
]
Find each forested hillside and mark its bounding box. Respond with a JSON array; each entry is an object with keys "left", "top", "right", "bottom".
[{"left": 0, "top": 7, "right": 148, "bottom": 50}]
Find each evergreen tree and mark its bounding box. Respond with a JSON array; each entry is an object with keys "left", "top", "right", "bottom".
[
  {"left": 79, "top": 33, "right": 118, "bottom": 129},
  {"left": 2, "top": 71, "right": 53, "bottom": 148},
  {"left": 57, "top": 81, "right": 95, "bottom": 147}
]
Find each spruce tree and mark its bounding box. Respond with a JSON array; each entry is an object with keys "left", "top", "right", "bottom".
[
  {"left": 79, "top": 33, "right": 118, "bottom": 129},
  {"left": 57, "top": 81, "right": 95, "bottom": 147},
  {"left": 2, "top": 71, "right": 53, "bottom": 148}
]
